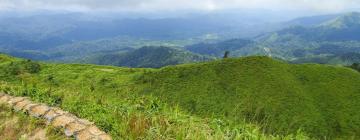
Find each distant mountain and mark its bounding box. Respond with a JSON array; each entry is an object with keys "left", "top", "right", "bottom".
[
  {"left": 292, "top": 53, "right": 360, "bottom": 65},
  {"left": 261, "top": 12, "right": 360, "bottom": 42},
  {"left": 252, "top": 12, "right": 360, "bottom": 62},
  {"left": 185, "top": 39, "right": 254, "bottom": 57},
  {"left": 0, "top": 11, "right": 278, "bottom": 51},
  {"left": 83, "top": 46, "right": 215, "bottom": 68},
  {"left": 0, "top": 11, "right": 281, "bottom": 63},
  {"left": 284, "top": 14, "right": 339, "bottom": 27},
  {"left": 184, "top": 12, "right": 360, "bottom": 65}
]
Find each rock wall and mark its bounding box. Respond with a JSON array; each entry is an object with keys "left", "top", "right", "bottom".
[{"left": 0, "top": 93, "right": 112, "bottom": 140}]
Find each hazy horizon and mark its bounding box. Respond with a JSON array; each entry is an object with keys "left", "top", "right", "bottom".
[{"left": 1, "top": 0, "right": 360, "bottom": 16}]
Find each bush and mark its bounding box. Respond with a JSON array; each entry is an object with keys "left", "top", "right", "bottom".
[
  {"left": 6, "top": 62, "right": 21, "bottom": 75},
  {"left": 4, "top": 60, "right": 41, "bottom": 75},
  {"left": 350, "top": 63, "right": 360, "bottom": 72},
  {"left": 24, "top": 60, "right": 41, "bottom": 73}
]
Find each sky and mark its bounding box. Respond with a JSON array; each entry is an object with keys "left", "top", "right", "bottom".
[{"left": 0, "top": 0, "right": 359, "bottom": 13}]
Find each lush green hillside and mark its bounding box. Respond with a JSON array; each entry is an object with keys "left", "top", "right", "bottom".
[
  {"left": 1, "top": 54, "right": 310, "bottom": 140},
  {"left": 83, "top": 46, "right": 215, "bottom": 68},
  {"left": 139, "top": 56, "right": 360, "bottom": 138},
  {"left": 1, "top": 54, "right": 360, "bottom": 139}
]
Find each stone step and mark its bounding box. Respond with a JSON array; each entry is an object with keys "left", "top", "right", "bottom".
[{"left": 0, "top": 93, "right": 112, "bottom": 140}]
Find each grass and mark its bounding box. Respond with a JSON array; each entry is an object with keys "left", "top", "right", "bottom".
[
  {"left": 139, "top": 57, "right": 360, "bottom": 139},
  {"left": 1, "top": 54, "right": 359, "bottom": 139}
]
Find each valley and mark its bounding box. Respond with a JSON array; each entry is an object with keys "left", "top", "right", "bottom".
[{"left": 1, "top": 3, "right": 360, "bottom": 139}]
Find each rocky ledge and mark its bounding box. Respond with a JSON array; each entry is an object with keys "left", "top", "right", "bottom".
[{"left": 0, "top": 93, "right": 112, "bottom": 140}]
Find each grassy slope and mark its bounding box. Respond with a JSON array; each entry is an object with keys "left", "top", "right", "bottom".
[
  {"left": 2, "top": 54, "right": 305, "bottom": 140},
  {"left": 1, "top": 54, "right": 360, "bottom": 139},
  {"left": 140, "top": 56, "right": 360, "bottom": 138}
]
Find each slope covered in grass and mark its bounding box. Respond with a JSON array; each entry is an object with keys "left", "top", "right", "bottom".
[
  {"left": 1, "top": 54, "right": 359, "bottom": 139},
  {"left": 0, "top": 54, "right": 310, "bottom": 139},
  {"left": 139, "top": 56, "right": 360, "bottom": 138}
]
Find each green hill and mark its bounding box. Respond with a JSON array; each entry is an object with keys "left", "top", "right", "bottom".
[
  {"left": 83, "top": 46, "right": 214, "bottom": 68},
  {"left": 1, "top": 54, "right": 360, "bottom": 139},
  {"left": 139, "top": 56, "right": 360, "bottom": 138}
]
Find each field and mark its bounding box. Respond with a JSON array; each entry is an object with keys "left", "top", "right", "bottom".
[{"left": 1, "top": 54, "right": 359, "bottom": 139}]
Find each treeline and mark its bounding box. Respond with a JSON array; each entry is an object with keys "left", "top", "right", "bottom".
[{"left": 349, "top": 63, "right": 360, "bottom": 72}]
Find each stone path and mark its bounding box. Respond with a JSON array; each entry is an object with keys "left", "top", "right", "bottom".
[{"left": 0, "top": 93, "right": 112, "bottom": 140}]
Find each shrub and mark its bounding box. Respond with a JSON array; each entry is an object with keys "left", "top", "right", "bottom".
[
  {"left": 24, "top": 60, "right": 41, "bottom": 73},
  {"left": 350, "top": 63, "right": 360, "bottom": 72}
]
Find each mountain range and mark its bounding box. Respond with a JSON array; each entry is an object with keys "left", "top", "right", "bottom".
[{"left": 0, "top": 11, "right": 360, "bottom": 67}]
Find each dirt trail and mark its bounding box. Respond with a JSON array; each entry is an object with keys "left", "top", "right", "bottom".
[{"left": 0, "top": 93, "right": 112, "bottom": 140}]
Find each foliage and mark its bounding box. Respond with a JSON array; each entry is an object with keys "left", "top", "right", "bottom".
[
  {"left": 0, "top": 56, "right": 41, "bottom": 80},
  {"left": 139, "top": 56, "right": 360, "bottom": 139},
  {"left": 349, "top": 63, "right": 360, "bottom": 72},
  {"left": 0, "top": 54, "right": 315, "bottom": 140},
  {"left": 83, "top": 46, "right": 215, "bottom": 68}
]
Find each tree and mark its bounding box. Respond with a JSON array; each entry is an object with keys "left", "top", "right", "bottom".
[
  {"left": 350, "top": 63, "right": 360, "bottom": 72},
  {"left": 223, "top": 51, "right": 230, "bottom": 58}
]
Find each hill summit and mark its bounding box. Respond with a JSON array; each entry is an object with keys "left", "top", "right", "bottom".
[{"left": 140, "top": 56, "right": 360, "bottom": 138}]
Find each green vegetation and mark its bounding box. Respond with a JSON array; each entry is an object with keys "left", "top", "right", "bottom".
[
  {"left": 0, "top": 104, "right": 69, "bottom": 140},
  {"left": 1, "top": 54, "right": 360, "bottom": 139},
  {"left": 184, "top": 12, "right": 360, "bottom": 66},
  {"left": 83, "top": 46, "right": 215, "bottom": 68},
  {"left": 349, "top": 63, "right": 360, "bottom": 72},
  {"left": 139, "top": 56, "right": 360, "bottom": 139}
]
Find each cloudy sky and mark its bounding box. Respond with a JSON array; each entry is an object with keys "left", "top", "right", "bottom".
[{"left": 0, "top": 0, "right": 359, "bottom": 13}]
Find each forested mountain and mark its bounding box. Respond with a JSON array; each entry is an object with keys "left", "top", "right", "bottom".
[
  {"left": 0, "top": 11, "right": 282, "bottom": 65},
  {"left": 82, "top": 46, "right": 214, "bottom": 68},
  {"left": 185, "top": 12, "right": 360, "bottom": 65},
  {"left": 185, "top": 39, "right": 254, "bottom": 57},
  {"left": 1, "top": 11, "right": 360, "bottom": 67}
]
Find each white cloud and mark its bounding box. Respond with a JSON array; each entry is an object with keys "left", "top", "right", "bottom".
[{"left": 0, "top": 0, "right": 359, "bottom": 12}]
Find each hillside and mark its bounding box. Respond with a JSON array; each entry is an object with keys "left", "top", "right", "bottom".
[
  {"left": 139, "top": 56, "right": 360, "bottom": 138},
  {"left": 1, "top": 54, "right": 360, "bottom": 139},
  {"left": 83, "top": 46, "right": 214, "bottom": 68}
]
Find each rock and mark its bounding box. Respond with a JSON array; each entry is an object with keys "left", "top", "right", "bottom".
[
  {"left": 52, "top": 115, "right": 76, "bottom": 128},
  {"left": 24, "top": 103, "right": 40, "bottom": 113},
  {"left": 14, "top": 99, "right": 32, "bottom": 111},
  {"left": 44, "top": 109, "right": 60, "bottom": 123},
  {"left": 75, "top": 129, "right": 96, "bottom": 140},
  {"left": 29, "top": 105, "right": 50, "bottom": 118},
  {"left": 87, "top": 125, "right": 105, "bottom": 136},
  {"left": 52, "top": 107, "right": 68, "bottom": 115},
  {"left": 8, "top": 97, "right": 27, "bottom": 105},
  {"left": 65, "top": 121, "right": 87, "bottom": 137},
  {"left": 0, "top": 93, "right": 112, "bottom": 140},
  {"left": 77, "top": 118, "right": 94, "bottom": 126},
  {"left": 0, "top": 95, "right": 11, "bottom": 104},
  {"left": 96, "top": 134, "right": 112, "bottom": 140}
]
